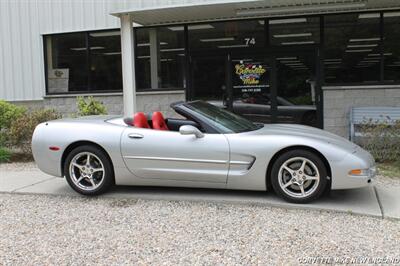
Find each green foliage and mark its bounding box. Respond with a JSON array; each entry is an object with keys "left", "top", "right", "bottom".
[
  {"left": 0, "top": 146, "right": 11, "bottom": 163},
  {"left": 8, "top": 109, "right": 61, "bottom": 154},
  {"left": 0, "top": 100, "right": 61, "bottom": 160},
  {"left": 357, "top": 119, "right": 400, "bottom": 163},
  {"left": 77, "top": 96, "right": 107, "bottom": 116},
  {"left": 0, "top": 100, "right": 26, "bottom": 130},
  {"left": 0, "top": 132, "right": 6, "bottom": 146},
  {"left": 378, "top": 162, "right": 400, "bottom": 178}
]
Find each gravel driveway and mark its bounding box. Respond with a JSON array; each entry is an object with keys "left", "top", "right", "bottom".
[{"left": 0, "top": 193, "right": 399, "bottom": 265}]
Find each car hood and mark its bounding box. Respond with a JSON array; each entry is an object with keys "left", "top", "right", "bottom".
[{"left": 246, "top": 123, "right": 359, "bottom": 152}]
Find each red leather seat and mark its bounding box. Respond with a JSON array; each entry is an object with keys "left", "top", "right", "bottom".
[
  {"left": 152, "top": 112, "right": 169, "bottom": 131},
  {"left": 133, "top": 112, "right": 150, "bottom": 129}
]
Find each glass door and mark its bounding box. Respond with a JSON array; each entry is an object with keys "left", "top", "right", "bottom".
[
  {"left": 230, "top": 54, "right": 274, "bottom": 123},
  {"left": 275, "top": 51, "right": 319, "bottom": 127},
  {"left": 189, "top": 48, "right": 321, "bottom": 128},
  {"left": 229, "top": 49, "right": 321, "bottom": 127}
]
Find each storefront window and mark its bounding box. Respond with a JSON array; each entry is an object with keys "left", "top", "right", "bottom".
[
  {"left": 89, "top": 31, "right": 122, "bottom": 91},
  {"left": 269, "top": 17, "right": 320, "bottom": 46},
  {"left": 45, "top": 12, "right": 400, "bottom": 97},
  {"left": 188, "top": 20, "right": 265, "bottom": 51},
  {"left": 45, "top": 31, "right": 122, "bottom": 93},
  {"left": 135, "top": 26, "right": 185, "bottom": 90},
  {"left": 324, "top": 13, "right": 381, "bottom": 84},
  {"left": 191, "top": 55, "right": 226, "bottom": 101},
  {"left": 188, "top": 20, "right": 265, "bottom": 105},
  {"left": 383, "top": 12, "right": 400, "bottom": 82},
  {"left": 46, "top": 33, "right": 88, "bottom": 93}
]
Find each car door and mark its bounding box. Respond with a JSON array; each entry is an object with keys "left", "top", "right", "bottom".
[{"left": 121, "top": 127, "right": 229, "bottom": 183}]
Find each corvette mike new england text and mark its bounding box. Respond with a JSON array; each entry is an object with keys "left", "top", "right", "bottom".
[{"left": 298, "top": 256, "right": 400, "bottom": 264}]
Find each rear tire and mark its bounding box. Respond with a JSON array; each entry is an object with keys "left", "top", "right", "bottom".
[
  {"left": 271, "top": 149, "right": 328, "bottom": 203},
  {"left": 64, "top": 145, "right": 114, "bottom": 196}
]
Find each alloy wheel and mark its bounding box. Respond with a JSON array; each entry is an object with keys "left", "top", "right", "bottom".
[
  {"left": 69, "top": 152, "right": 105, "bottom": 191},
  {"left": 278, "top": 157, "right": 320, "bottom": 199}
]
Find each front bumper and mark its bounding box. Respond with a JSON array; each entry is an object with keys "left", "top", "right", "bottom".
[{"left": 331, "top": 147, "right": 376, "bottom": 190}]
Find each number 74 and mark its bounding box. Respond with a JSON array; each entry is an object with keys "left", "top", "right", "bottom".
[{"left": 244, "top": 38, "right": 256, "bottom": 45}]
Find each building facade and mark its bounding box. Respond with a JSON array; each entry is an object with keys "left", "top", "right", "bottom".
[{"left": 1, "top": 0, "right": 400, "bottom": 138}]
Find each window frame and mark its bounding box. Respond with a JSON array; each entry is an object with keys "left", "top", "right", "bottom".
[
  {"left": 382, "top": 11, "right": 400, "bottom": 83},
  {"left": 44, "top": 9, "right": 400, "bottom": 96},
  {"left": 322, "top": 10, "right": 400, "bottom": 86},
  {"left": 43, "top": 29, "right": 123, "bottom": 95},
  {"left": 133, "top": 26, "right": 187, "bottom": 92},
  {"left": 322, "top": 11, "right": 383, "bottom": 86}
]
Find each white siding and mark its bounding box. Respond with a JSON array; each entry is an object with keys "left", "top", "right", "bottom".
[
  {"left": 0, "top": 0, "right": 113, "bottom": 101},
  {"left": 0, "top": 0, "right": 334, "bottom": 102},
  {"left": 0, "top": 0, "right": 220, "bottom": 101}
]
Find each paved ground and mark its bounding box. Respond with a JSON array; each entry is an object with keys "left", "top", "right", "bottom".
[{"left": 1, "top": 163, "right": 399, "bottom": 220}]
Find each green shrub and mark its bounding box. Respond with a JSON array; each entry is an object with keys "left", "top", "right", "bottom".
[
  {"left": 8, "top": 109, "right": 61, "bottom": 154},
  {"left": 0, "top": 132, "right": 6, "bottom": 146},
  {"left": 357, "top": 119, "right": 400, "bottom": 163},
  {"left": 77, "top": 96, "right": 107, "bottom": 116},
  {"left": 0, "top": 146, "right": 11, "bottom": 163},
  {"left": 0, "top": 100, "right": 26, "bottom": 130},
  {"left": 0, "top": 100, "right": 26, "bottom": 147}
]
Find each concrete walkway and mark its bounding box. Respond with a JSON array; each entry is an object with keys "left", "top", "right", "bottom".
[{"left": 1, "top": 168, "right": 399, "bottom": 220}]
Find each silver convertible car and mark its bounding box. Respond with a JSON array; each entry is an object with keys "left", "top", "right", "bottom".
[{"left": 32, "top": 101, "right": 376, "bottom": 203}]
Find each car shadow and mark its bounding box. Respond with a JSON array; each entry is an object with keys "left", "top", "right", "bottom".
[{"left": 105, "top": 185, "right": 373, "bottom": 206}]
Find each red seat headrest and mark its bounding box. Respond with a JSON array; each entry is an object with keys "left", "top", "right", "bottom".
[
  {"left": 152, "top": 112, "right": 169, "bottom": 131},
  {"left": 133, "top": 112, "right": 150, "bottom": 129}
]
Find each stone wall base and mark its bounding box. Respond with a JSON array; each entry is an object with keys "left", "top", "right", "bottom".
[
  {"left": 10, "top": 91, "right": 186, "bottom": 118},
  {"left": 12, "top": 100, "right": 45, "bottom": 111},
  {"left": 323, "top": 87, "right": 400, "bottom": 139}
]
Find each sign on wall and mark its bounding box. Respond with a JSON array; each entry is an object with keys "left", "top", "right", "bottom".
[
  {"left": 48, "top": 68, "right": 69, "bottom": 93},
  {"left": 233, "top": 61, "right": 269, "bottom": 93}
]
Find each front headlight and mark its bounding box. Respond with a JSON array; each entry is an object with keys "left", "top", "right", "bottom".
[
  {"left": 348, "top": 167, "right": 376, "bottom": 177},
  {"left": 369, "top": 166, "right": 377, "bottom": 177}
]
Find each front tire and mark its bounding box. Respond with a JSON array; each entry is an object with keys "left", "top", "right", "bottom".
[
  {"left": 271, "top": 150, "right": 328, "bottom": 203},
  {"left": 64, "top": 145, "right": 114, "bottom": 196}
]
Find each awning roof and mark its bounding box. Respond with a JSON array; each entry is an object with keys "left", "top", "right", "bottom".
[{"left": 111, "top": 0, "right": 400, "bottom": 26}]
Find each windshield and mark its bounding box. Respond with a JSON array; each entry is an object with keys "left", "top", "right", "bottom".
[{"left": 185, "top": 101, "right": 262, "bottom": 133}]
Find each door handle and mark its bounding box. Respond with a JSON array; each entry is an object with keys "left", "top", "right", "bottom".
[{"left": 128, "top": 133, "right": 144, "bottom": 139}]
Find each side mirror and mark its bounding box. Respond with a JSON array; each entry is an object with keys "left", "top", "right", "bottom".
[{"left": 179, "top": 125, "right": 204, "bottom": 138}]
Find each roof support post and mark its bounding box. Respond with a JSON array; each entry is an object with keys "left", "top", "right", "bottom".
[{"left": 120, "top": 14, "right": 136, "bottom": 117}]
